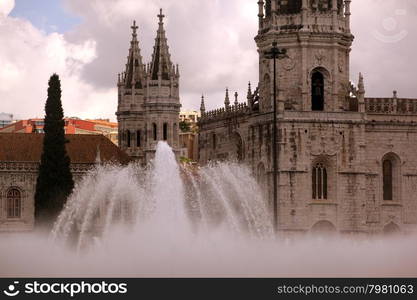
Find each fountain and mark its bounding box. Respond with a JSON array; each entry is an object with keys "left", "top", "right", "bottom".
[
  {"left": 0, "top": 142, "right": 416, "bottom": 277},
  {"left": 51, "top": 142, "right": 273, "bottom": 250}
]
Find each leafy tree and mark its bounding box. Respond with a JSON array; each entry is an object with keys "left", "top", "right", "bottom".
[
  {"left": 179, "top": 121, "right": 191, "bottom": 133},
  {"left": 35, "top": 74, "right": 74, "bottom": 228}
]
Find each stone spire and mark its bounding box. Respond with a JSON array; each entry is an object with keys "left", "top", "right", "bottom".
[
  {"left": 234, "top": 92, "right": 239, "bottom": 106},
  {"left": 122, "top": 20, "right": 145, "bottom": 89},
  {"left": 225, "top": 88, "right": 230, "bottom": 109},
  {"left": 200, "top": 94, "right": 206, "bottom": 114},
  {"left": 258, "top": 0, "right": 264, "bottom": 28},
  {"left": 247, "top": 82, "right": 252, "bottom": 108},
  {"left": 358, "top": 72, "right": 366, "bottom": 113},
  {"left": 358, "top": 72, "right": 365, "bottom": 94},
  {"left": 247, "top": 81, "right": 252, "bottom": 99},
  {"left": 149, "top": 9, "right": 174, "bottom": 81}
]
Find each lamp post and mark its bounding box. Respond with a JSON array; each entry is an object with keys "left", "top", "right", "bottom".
[{"left": 264, "top": 42, "right": 288, "bottom": 233}]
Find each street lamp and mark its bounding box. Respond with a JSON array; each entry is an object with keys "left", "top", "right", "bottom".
[{"left": 264, "top": 41, "right": 288, "bottom": 233}]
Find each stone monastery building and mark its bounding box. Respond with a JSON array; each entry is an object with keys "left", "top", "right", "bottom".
[
  {"left": 115, "top": 1, "right": 417, "bottom": 235},
  {"left": 197, "top": 0, "right": 417, "bottom": 235}
]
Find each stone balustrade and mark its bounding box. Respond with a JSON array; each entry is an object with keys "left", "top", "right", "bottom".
[
  {"left": 366, "top": 98, "right": 417, "bottom": 115},
  {"left": 200, "top": 103, "right": 249, "bottom": 122}
]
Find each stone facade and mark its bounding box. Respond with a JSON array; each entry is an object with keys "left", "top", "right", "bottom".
[
  {"left": 198, "top": 0, "right": 417, "bottom": 235},
  {"left": 117, "top": 10, "right": 181, "bottom": 165},
  {"left": 0, "top": 134, "right": 129, "bottom": 232}
]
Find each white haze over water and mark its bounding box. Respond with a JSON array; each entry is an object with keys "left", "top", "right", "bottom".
[{"left": 0, "top": 142, "right": 416, "bottom": 278}]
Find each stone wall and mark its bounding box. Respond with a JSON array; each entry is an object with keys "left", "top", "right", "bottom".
[{"left": 0, "top": 163, "right": 94, "bottom": 232}]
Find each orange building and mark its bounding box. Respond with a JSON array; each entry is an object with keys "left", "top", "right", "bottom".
[{"left": 0, "top": 118, "right": 119, "bottom": 145}]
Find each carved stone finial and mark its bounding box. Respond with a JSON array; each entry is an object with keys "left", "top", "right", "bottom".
[{"left": 158, "top": 8, "right": 165, "bottom": 25}]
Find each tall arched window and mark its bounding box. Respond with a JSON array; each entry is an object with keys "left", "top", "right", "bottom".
[
  {"left": 233, "top": 133, "right": 244, "bottom": 161},
  {"left": 163, "top": 123, "right": 168, "bottom": 141},
  {"left": 7, "top": 188, "right": 21, "bottom": 219},
  {"left": 311, "top": 71, "right": 324, "bottom": 111},
  {"left": 136, "top": 130, "right": 141, "bottom": 147},
  {"left": 126, "top": 130, "right": 131, "bottom": 148},
  {"left": 383, "top": 159, "right": 393, "bottom": 200},
  {"left": 312, "top": 163, "right": 327, "bottom": 200},
  {"left": 262, "top": 73, "right": 271, "bottom": 111},
  {"left": 153, "top": 123, "right": 157, "bottom": 141},
  {"left": 382, "top": 153, "right": 401, "bottom": 201},
  {"left": 212, "top": 133, "right": 217, "bottom": 150},
  {"left": 257, "top": 163, "right": 267, "bottom": 193}
]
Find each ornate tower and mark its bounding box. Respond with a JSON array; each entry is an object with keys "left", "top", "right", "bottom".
[
  {"left": 117, "top": 20, "right": 147, "bottom": 160},
  {"left": 117, "top": 9, "right": 181, "bottom": 164},
  {"left": 256, "top": 0, "right": 353, "bottom": 112}
]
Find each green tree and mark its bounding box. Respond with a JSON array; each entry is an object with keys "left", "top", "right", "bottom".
[
  {"left": 35, "top": 74, "right": 74, "bottom": 228},
  {"left": 179, "top": 121, "right": 191, "bottom": 133}
]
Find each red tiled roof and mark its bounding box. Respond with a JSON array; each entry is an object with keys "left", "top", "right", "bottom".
[{"left": 0, "top": 133, "right": 130, "bottom": 164}]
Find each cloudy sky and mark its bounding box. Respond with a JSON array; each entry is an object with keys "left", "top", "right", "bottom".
[{"left": 0, "top": 0, "right": 416, "bottom": 121}]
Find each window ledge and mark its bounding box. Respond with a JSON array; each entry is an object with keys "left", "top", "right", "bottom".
[
  {"left": 309, "top": 200, "right": 337, "bottom": 206},
  {"left": 381, "top": 202, "right": 402, "bottom": 207},
  {"left": 1, "top": 219, "right": 23, "bottom": 222}
]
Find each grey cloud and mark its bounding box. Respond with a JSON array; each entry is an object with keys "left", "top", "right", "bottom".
[{"left": 63, "top": 0, "right": 417, "bottom": 112}]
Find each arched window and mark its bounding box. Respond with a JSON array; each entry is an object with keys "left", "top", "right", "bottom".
[
  {"left": 126, "top": 130, "right": 131, "bottom": 148},
  {"left": 136, "top": 130, "right": 141, "bottom": 147},
  {"left": 311, "top": 220, "right": 337, "bottom": 234},
  {"left": 163, "top": 123, "right": 168, "bottom": 141},
  {"left": 262, "top": 73, "right": 271, "bottom": 111},
  {"left": 7, "top": 188, "right": 21, "bottom": 219},
  {"left": 383, "top": 159, "right": 393, "bottom": 200},
  {"left": 257, "top": 163, "right": 267, "bottom": 192},
  {"left": 312, "top": 71, "right": 325, "bottom": 111},
  {"left": 383, "top": 222, "right": 400, "bottom": 235},
  {"left": 233, "top": 133, "right": 244, "bottom": 161},
  {"left": 153, "top": 123, "right": 157, "bottom": 141},
  {"left": 312, "top": 163, "right": 327, "bottom": 200},
  {"left": 212, "top": 133, "right": 217, "bottom": 150},
  {"left": 277, "top": 0, "right": 302, "bottom": 14},
  {"left": 312, "top": 0, "right": 332, "bottom": 11},
  {"left": 382, "top": 153, "right": 401, "bottom": 201}
]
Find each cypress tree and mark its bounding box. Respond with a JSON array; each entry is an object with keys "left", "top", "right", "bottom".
[{"left": 35, "top": 74, "right": 74, "bottom": 228}]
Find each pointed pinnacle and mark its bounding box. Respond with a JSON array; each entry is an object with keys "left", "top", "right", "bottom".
[
  {"left": 158, "top": 8, "right": 165, "bottom": 25},
  {"left": 131, "top": 20, "right": 138, "bottom": 37}
]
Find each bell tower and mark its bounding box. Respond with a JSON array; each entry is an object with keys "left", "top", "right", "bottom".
[
  {"left": 117, "top": 9, "right": 181, "bottom": 164},
  {"left": 256, "top": 0, "right": 353, "bottom": 112},
  {"left": 117, "top": 20, "right": 146, "bottom": 161}
]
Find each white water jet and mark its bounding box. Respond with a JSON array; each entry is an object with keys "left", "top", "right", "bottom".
[
  {"left": 52, "top": 141, "right": 271, "bottom": 249},
  {"left": 1, "top": 141, "right": 417, "bottom": 277}
]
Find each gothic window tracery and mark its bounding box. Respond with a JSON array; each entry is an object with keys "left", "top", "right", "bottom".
[
  {"left": 7, "top": 188, "right": 21, "bottom": 219},
  {"left": 312, "top": 163, "right": 328, "bottom": 200}
]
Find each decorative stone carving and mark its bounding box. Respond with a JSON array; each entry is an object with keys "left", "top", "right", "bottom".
[
  {"left": 315, "top": 50, "right": 326, "bottom": 66},
  {"left": 282, "top": 56, "right": 296, "bottom": 71}
]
